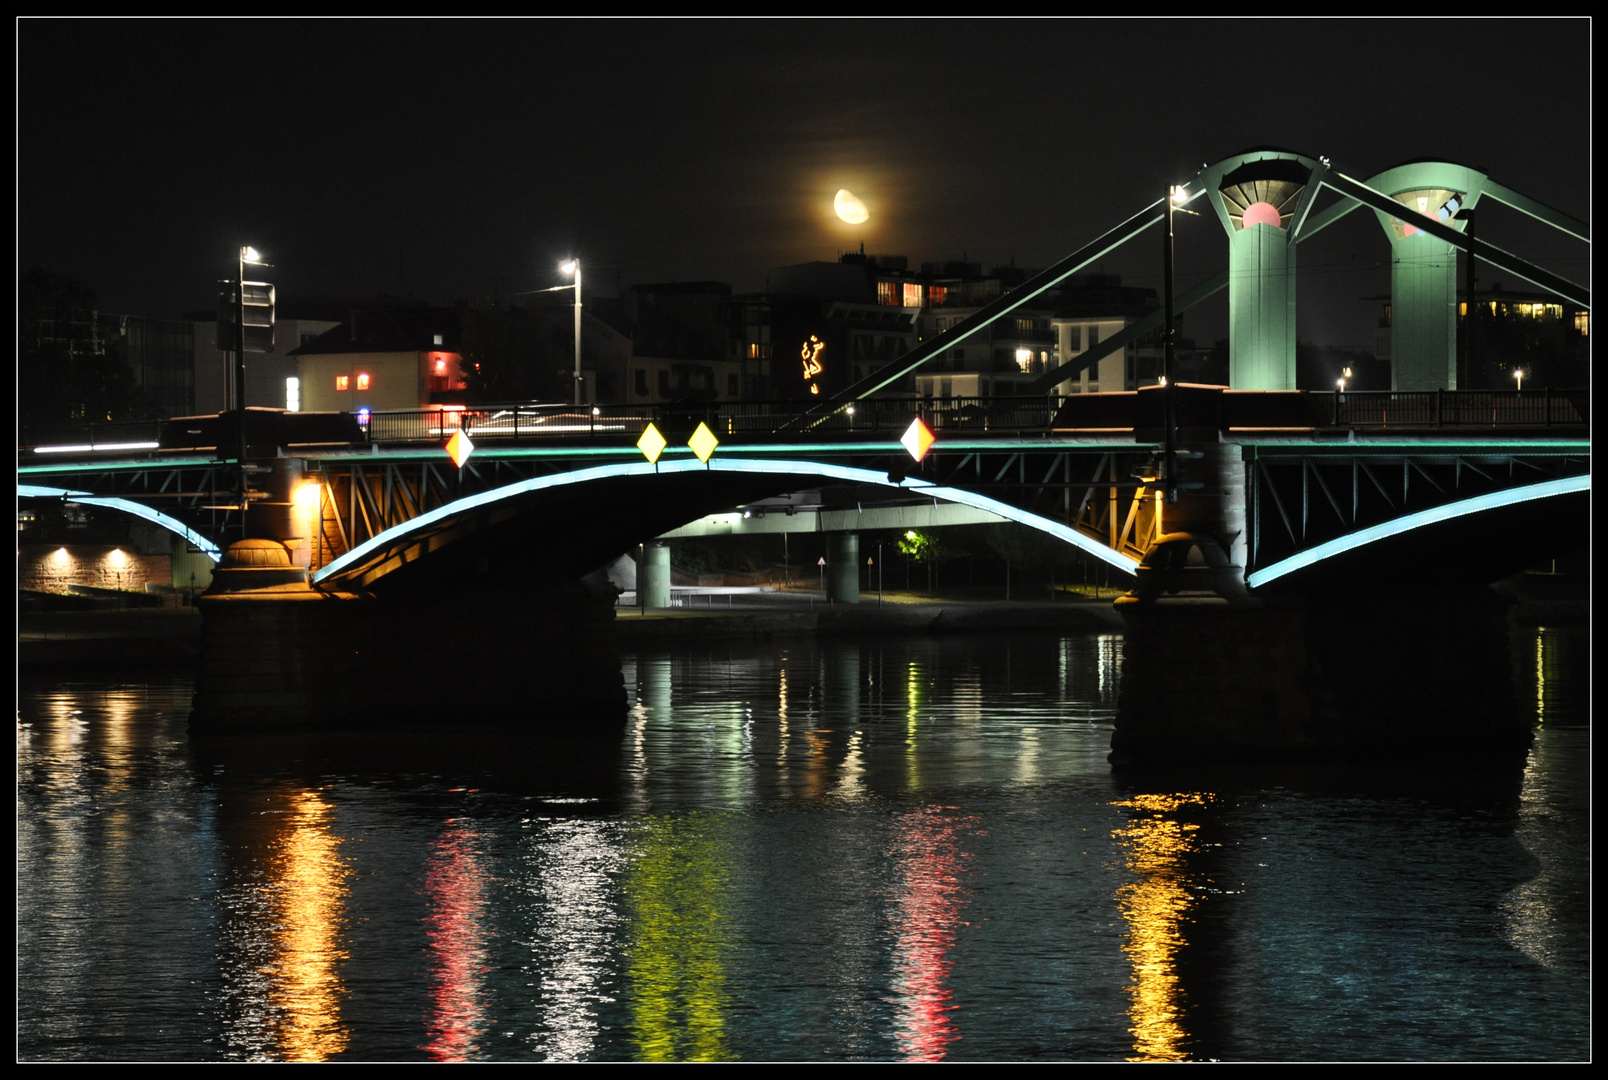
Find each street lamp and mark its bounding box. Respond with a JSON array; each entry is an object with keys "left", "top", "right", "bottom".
[
  {"left": 560, "top": 258, "right": 582, "bottom": 406},
  {"left": 1337, "top": 366, "right": 1352, "bottom": 393},
  {"left": 1512, "top": 367, "right": 1526, "bottom": 391},
  {"left": 235, "top": 244, "right": 266, "bottom": 519},
  {"left": 1161, "top": 184, "right": 1189, "bottom": 501}
]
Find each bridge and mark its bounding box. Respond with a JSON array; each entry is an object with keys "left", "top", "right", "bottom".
[{"left": 17, "top": 147, "right": 1588, "bottom": 758}]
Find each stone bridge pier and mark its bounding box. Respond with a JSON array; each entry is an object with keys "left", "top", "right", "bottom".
[{"left": 191, "top": 543, "right": 624, "bottom": 732}]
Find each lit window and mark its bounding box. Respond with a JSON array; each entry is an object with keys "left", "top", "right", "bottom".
[
  {"left": 335, "top": 375, "right": 350, "bottom": 391},
  {"left": 902, "top": 283, "right": 923, "bottom": 307},
  {"left": 285, "top": 376, "right": 300, "bottom": 412},
  {"left": 356, "top": 373, "right": 370, "bottom": 390},
  {"left": 929, "top": 285, "right": 948, "bottom": 306},
  {"left": 876, "top": 281, "right": 898, "bottom": 306},
  {"left": 1575, "top": 312, "right": 1589, "bottom": 335},
  {"left": 434, "top": 358, "right": 448, "bottom": 376}
]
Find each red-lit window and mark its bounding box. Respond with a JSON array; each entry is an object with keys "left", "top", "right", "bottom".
[
  {"left": 335, "top": 375, "right": 350, "bottom": 391},
  {"left": 434, "top": 358, "right": 448, "bottom": 376},
  {"left": 356, "top": 373, "right": 370, "bottom": 391},
  {"left": 929, "top": 285, "right": 948, "bottom": 306},
  {"left": 876, "top": 281, "right": 898, "bottom": 306},
  {"left": 903, "top": 283, "right": 923, "bottom": 307}
]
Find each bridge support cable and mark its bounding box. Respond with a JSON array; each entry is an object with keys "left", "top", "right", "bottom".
[
  {"left": 779, "top": 198, "right": 1169, "bottom": 431},
  {"left": 1320, "top": 171, "right": 1589, "bottom": 309},
  {"left": 1023, "top": 272, "right": 1229, "bottom": 396}
]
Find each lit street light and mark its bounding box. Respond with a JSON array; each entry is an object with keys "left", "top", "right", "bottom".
[
  {"left": 1513, "top": 367, "right": 1526, "bottom": 391},
  {"left": 234, "top": 244, "right": 266, "bottom": 523},
  {"left": 561, "top": 258, "right": 582, "bottom": 406}
]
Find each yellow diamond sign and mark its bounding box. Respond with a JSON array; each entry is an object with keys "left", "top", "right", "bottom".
[
  {"left": 445, "top": 429, "right": 475, "bottom": 468},
  {"left": 688, "top": 422, "right": 720, "bottom": 463},
  {"left": 637, "top": 423, "right": 668, "bottom": 463}
]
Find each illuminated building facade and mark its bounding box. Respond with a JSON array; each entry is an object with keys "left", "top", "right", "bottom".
[{"left": 290, "top": 307, "right": 465, "bottom": 414}]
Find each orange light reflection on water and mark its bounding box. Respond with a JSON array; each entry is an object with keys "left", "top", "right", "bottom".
[
  {"left": 267, "top": 789, "right": 352, "bottom": 1061},
  {"left": 1111, "top": 792, "right": 1211, "bottom": 1062}
]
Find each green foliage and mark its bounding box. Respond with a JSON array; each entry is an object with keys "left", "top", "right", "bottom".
[{"left": 897, "top": 529, "right": 945, "bottom": 563}]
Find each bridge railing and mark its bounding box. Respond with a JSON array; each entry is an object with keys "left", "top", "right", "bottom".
[
  {"left": 1329, "top": 389, "right": 1588, "bottom": 428},
  {"left": 360, "top": 396, "right": 1061, "bottom": 444}
]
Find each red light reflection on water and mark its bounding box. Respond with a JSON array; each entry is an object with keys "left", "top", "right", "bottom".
[
  {"left": 889, "top": 805, "right": 976, "bottom": 1062},
  {"left": 424, "top": 819, "right": 490, "bottom": 1061}
]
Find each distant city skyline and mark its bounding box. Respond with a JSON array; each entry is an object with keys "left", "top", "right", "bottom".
[{"left": 19, "top": 17, "right": 1590, "bottom": 351}]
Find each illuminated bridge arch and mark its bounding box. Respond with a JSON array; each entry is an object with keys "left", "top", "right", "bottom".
[
  {"left": 313, "top": 457, "right": 1142, "bottom": 590},
  {"left": 1246, "top": 474, "right": 1589, "bottom": 590},
  {"left": 18, "top": 484, "right": 224, "bottom": 562}
]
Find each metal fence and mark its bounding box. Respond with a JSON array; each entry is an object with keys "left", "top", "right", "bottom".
[{"left": 1328, "top": 389, "right": 1588, "bottom": 428}]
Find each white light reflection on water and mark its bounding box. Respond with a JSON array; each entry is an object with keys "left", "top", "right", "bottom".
[{"left": 522, "top": 816, "right": 625, "bottom": 1060}]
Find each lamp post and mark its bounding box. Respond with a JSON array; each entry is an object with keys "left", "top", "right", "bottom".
[
  {"left": 235, "top": 245, "right": 265, "bottom": 524},
  {"left": 1513, "top": 367, "right": 1525, "bottom": 392},
  {"left": 561, "top": 258, "right": 582, "bottom": 406},
  {"left": 1162, "top": 185, "right": 1188, "bottom": 501}
]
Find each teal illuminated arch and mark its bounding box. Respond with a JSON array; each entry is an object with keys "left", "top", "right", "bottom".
[
  {"left": 18, "top": 485, "right": 224, "bottom": 561},
  {"left": 312, "top": 456, "right": 1143, "bottom": 586},
  {"left": 1245, "top": 475, "right": 1589, "bottom": 589}
]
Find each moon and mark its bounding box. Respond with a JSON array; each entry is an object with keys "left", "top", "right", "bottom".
[{"left": 834, "top": 188, "right": 869, "bottom": 224}]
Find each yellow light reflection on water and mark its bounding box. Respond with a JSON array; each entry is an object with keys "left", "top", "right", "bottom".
[
  {"left": 267, "top": 789, "right": 351, "bottom": 1061},
  {"left": 1110, "top": 792, "right": 1211, "bottom": 1062},
  {"left": 625, "top": 815, "right": 731, "bottom": 1061}
]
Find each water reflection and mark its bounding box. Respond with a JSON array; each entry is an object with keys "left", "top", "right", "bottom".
[
  {"left": 889, "top": 805, "right": 977, "bottom": 1061},
  {"left": 219, "top": 787, "right": 351, "bottom": 1061},
  {"left": 424, "top": 818, "right": 490, "bottom": 1060},
  {"left": 523, "top": 816, "right": 624, "bottom": 1060},
  {"left": 625, "top": 815, "right": 731, "bottom": 1061},
  {"left": 1111, "top": 792, "right": 1212, "bottom": 1062}
]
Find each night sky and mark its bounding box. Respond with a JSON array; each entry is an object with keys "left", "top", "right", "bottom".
[{"left": 18, "top": 18, "right": 1591, "bottom": 348}]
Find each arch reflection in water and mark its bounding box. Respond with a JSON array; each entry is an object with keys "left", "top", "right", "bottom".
[
  {"left": 1111, "top": 792, "right": 1213, "bottom": 1062},
  {"left": 220, "top": 788, "right": 352, "bottom": 1061},
  {"left": 424, "top": 818, "right": 490, "bottom": 1061},
  {"left": 890, "top": 805, "right": 978, "bottom": 1062}
]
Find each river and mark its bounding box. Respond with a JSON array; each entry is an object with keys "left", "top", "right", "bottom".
[{"left": 16, "top": 624, "right": 1589, "bottom": 1061}]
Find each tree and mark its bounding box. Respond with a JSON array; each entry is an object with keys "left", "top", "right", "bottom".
[{"left": 897, "top": 529, "right": 947, "bottom": 594}]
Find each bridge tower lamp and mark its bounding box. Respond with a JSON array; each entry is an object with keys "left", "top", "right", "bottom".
[{"left": 561, "top": 259, "right": 582, "bottom": 406}]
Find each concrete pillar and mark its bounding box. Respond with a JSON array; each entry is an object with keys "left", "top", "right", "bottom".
[
  {"left": 1389, "top": 234, "right": 1460, "bottom": 390},
  {"left": 1228, "top": 222, "right": 1298, "bottom": 390},
  {"left": 826, "top": 533, "right": 859, "bottom": 604},
  {"left": 639, "top": 542, "right": 671, "bottom": 609},
  {"left": 1110, "top": 585, "right": 1528, "bottom": 765}
]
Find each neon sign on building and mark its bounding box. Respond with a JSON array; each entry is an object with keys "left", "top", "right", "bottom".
[{"left": 801, "top": 335, "right": 825, "bottom": 395}]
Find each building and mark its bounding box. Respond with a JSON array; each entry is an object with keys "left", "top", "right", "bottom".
[
  {"left": 289, "top": 306, "right": 465, "bottom": 415},
  {"left": 1048, "top": 274, "right": 1164, "bottom": 395}
]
